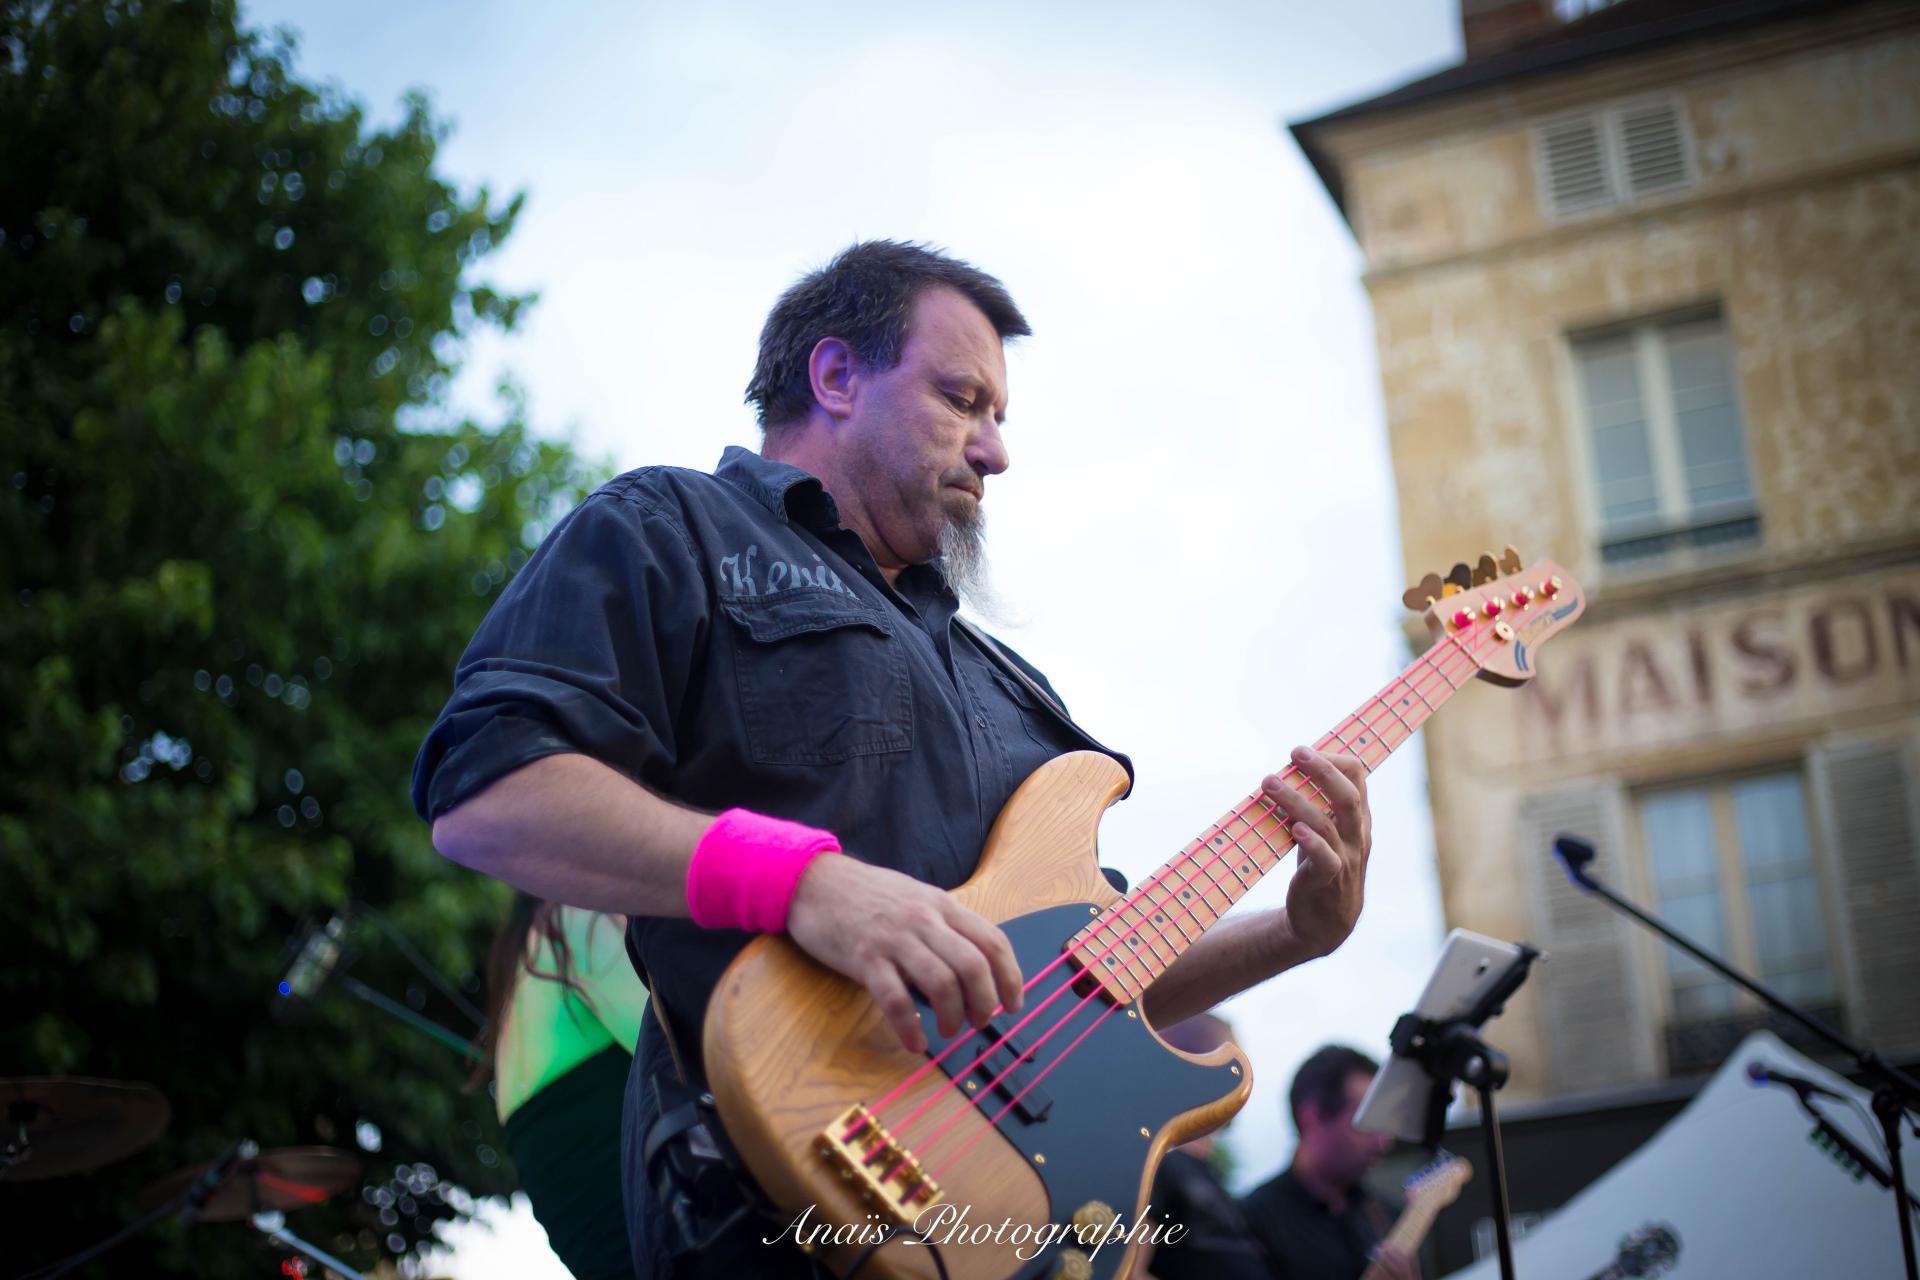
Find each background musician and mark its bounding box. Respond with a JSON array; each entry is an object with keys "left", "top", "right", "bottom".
[{"left": 1240, "top": 1045, "right": 1415, "bottom": 1280}]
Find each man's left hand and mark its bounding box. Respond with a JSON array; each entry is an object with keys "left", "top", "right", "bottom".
[{"left": 1261, "top": 746, "right": 1373, "bottom": 959}]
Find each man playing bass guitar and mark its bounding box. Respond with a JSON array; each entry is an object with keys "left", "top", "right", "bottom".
[{"left": 415, "top": 241, "right": 1381, "bottom": 1279}]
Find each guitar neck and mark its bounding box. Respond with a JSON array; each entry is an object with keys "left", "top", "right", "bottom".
[
  {"left": 1382, "top": 1189, "right": 1448, "bottom": 1258},
  {"left": 1067, "top": 629, "right": 1482, "bottom": 1001}
]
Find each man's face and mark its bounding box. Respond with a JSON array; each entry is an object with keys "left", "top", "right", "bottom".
[
  {"left": 1303, "top": 1071, "right": 1394, "bottom": 1187},
  {"left": 838, "top": 285, "right": 1011, "bottom": 574}
]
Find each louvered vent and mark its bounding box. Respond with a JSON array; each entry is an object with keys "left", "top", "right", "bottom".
[
  {"left": 1539, "top": 115, "right": 1613, "bottom": 216},
  {"left": 1536, "top": 99, "right": 1695, "bottom": 219},
  {"left": 1620, "top": 101, "right": 1692, "bottom": 198}
]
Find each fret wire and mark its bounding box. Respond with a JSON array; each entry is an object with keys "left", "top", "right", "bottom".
[
  {"left": 1153, "top": 858, "right": 1216, "bottom": 937},
  {"left": 1198, "top": 828, "right": 1255, "bottom": 892},
  {"left": 1141, "top": 883, "right": 1201, "bottom": 945},
  {"left": 1376, "top": 694, "right": 1415, "bottom": 736},
  {"left": 1187, "top": 842, "right": 1244, "bottom": 909},
  {"left": 1114, "top": 899, "right": 1180, "bottom": 969},
  {"left": 1135, "top": 885, "right": 1198, "bottom": 949},
  {"left": 1405, "top": 676, "right": 1437, "bottom": 713},
  {"left": 1210, "top": 825, "right": 1260, "bottom": 892},
  {"left": 1084, "top": 924, "right": 1158, "bottom": 987},
  {"left": 1382, "top": 679, "right": 1428, "bottom": 729}
]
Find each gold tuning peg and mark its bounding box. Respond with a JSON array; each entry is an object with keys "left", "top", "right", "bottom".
[
  {"left": 1471, "top": 554, "right": 1499, "bottom": 586},
  {"left": 1445, "top": 562, "right": 1474, "bottom": 593},
  {"left": 1400, "top": 572, "right": 1446, "bottom": 613},
  {"left": 1498, "top": 545, "right": 1523, "bottom": 576}
]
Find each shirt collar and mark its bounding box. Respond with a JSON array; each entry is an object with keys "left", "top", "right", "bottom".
[
  {"left": 713, "top": 444, "right": 960, "bottom": 615},
  {"left": 714, "top": 445, "right": 841, "bottom": 530}
]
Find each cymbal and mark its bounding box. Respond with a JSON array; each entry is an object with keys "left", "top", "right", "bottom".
[
  {"left": 0, "top": 1077, "right": 170, "bottom": 1181},
  {"left": 137, "top": 1147, "right": 363, "bottom": 1223}
]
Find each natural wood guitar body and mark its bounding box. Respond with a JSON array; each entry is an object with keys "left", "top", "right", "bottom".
[{"left": 703, "top": 751, "right": 1253, "bottom": 1280}]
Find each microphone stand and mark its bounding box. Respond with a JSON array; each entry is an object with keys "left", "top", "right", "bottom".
[
  {"left": 335, "top": 974, "right": 486, "bottom": 1063},
  {"left": 1778, "top": 1085, "right": 1920, "bottom": 1214},
  {"left": 251, "top": 1208, "right": 369, "bottom": 1280},
  {"left": 1552, "top": 835, "right": 1920, "bottom": 1280},
  {"left": 1388, "top": 943, "right": 1542, "bottom": 1280},
  {"left": 19, "top": 1140, "right": 258, "bottom": 1280}
]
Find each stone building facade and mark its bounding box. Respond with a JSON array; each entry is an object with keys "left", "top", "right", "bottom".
[{"left": 1293, "top": 0, "right": 1920, "bottom": 1127}]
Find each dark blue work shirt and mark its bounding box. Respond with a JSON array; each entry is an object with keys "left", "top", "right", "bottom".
[{"left": 413, "top": 442, "right": 1129, "bottom": 1150}]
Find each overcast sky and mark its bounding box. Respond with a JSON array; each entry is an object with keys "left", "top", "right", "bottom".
[{"left": 241, "top": 2, "right": 1467, "bottom": 1273}]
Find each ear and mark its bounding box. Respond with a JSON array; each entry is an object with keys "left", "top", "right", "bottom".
[{"left": 807, "top": 336, "right": 858, "bottom": 422}]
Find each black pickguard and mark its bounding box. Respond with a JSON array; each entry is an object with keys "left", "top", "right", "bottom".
[{"left": 909, "top": 903, "right": 1242, "bottom": 1280}]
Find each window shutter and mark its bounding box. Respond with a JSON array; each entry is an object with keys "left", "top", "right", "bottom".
[
  {"left": 1618, "top": 100, "right": 1692, "bottom": 200},
  {"left": 1521, "top": 783, "right": 1660, "bottom": 1092},
  {"left": 1809, "top": 739, "right": 1920, "bottom": 1053},
  {"left": 1538, "top": 115, "right": 1614, "bottom": 217},
  {"left": 1537, "top": 100, "right": 1695, "bottom": 219}
]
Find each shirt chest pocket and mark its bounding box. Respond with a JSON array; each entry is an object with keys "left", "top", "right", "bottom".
[{"left": 723, "top": 593, "right": 914, "bottom": 765}]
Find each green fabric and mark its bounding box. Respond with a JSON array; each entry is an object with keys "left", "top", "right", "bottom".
[
  {"left": 500, "top": 1045, "right": 633, "bottom": 1280},
  {"left": 495, "top": 908, "right": 647, "bottom": 1122}
]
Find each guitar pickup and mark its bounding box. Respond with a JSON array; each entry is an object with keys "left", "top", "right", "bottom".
[{"left": 956, "top": 1016, "right": 1053, "bottom": 1124}]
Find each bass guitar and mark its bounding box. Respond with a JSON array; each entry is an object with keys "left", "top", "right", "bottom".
[{"left": 704, "top": 550, "right": 1585, "bottom": 1280}]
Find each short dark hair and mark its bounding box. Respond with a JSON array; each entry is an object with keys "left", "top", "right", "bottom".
[
  {"left": 1288, "top": 1044, "right": 1380, "bottom": 1130},
  {"left": 744, "top": 240, "right": 1031, "bottom": 429}
]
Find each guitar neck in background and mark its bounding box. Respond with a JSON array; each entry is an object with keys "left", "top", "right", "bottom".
[{"left": 1378, "top": 1187, "right": 1449, "bottom": 1265}]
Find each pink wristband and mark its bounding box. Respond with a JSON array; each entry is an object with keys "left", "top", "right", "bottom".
[{"left": 686, "top": 808, "right": 841, "bottom": 933}]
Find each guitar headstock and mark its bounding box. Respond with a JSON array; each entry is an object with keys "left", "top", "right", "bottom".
[
  {"left": 1404, "top": 1151, "right": 1472, "bottom": 1210},
  {"left": 1403, "top": 546, "right": 1586, "bottom": 687},
  {"left": 1615, "top": 1222, "right": 1682, "bottom": 1277}
]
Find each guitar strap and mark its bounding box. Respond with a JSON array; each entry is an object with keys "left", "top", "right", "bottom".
[
  {"left": 953, "top": 614, "right": 1070, "bottom": 718},
  {"left": 631, "top": 954, "right": 797, "bottom": 1264},
  {"left": 645, "top": 969, "right": 689, "bottom": 1085}
]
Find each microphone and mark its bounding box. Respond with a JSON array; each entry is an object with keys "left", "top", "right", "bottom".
[
  {"left": 1747, "top": 1060, "right": 1847, "bottom": 1102},
  {"left": 1551, "top": 834, "right": 1597, "bottom": 888},
  {"left": 273, "top": 912, "right": 351, "bottom": 1024}
]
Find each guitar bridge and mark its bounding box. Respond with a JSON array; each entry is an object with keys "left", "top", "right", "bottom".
[{"left": 816, "top": 1104, "right": 943, "bottom": 1225}]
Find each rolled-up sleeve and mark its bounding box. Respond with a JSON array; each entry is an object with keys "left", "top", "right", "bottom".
[{"left": 411, "top": 486, "right": 706, "bottom": 823}]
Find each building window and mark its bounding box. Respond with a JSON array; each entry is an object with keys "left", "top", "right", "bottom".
[
  {"left": 1573, "top": 309, "right": 1760, "bottom": 568},
  {"left": 1535, "top": 98, "right": 1694, "bottom": 219},
  {"left": 1638, "top": 770, "right": 1838, "bottom": 1072}
]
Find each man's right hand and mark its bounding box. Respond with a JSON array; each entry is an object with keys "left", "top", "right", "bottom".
[{"left": 786, "top": 855, "right": 1024, "bottom": 1054}]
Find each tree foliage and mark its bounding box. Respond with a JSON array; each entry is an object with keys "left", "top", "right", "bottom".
[{"left": 0, "top": 1, "right": 600, "bottom": 1272}]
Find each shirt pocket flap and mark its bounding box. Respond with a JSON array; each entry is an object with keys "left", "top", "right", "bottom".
[
  {"left": 722, "top": 593, "right": 894, "bottom": 644},
  {"left": 721, "top": 593, "right": 911, "bottom": 765}
]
